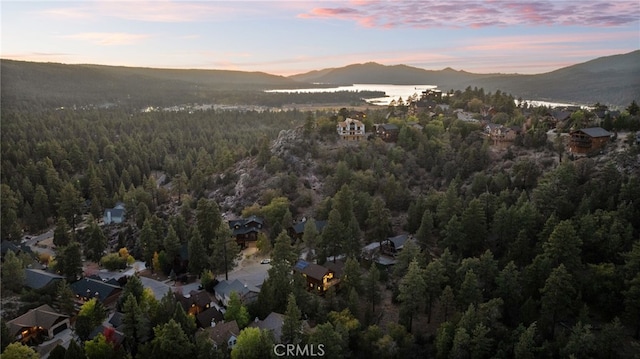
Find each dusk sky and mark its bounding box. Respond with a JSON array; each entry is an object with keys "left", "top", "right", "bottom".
[{"left": 2, "top": 1, "right": 639, "bottom": 76}]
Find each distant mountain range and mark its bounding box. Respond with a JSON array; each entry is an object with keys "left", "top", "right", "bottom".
[
  {"left": 289, "top": 50, "right": 640, "bottom": 107},
  {"left": 2, "top": 50, "right": 638, "bottom": 109}
]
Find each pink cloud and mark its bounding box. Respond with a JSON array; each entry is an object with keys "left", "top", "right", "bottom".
[{"left": 297, "top": 0, "right": 640, "bottom": 28}]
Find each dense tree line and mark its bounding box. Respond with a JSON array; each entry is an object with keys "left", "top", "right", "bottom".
[{"left": 2, "top": 87, "right": 640, "bottom": 358}]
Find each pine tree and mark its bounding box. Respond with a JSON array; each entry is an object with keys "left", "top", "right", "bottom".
[
  {"left": 163, "top": 225, "right": 181, "bottom": 262},
  {"left": 540, "top": 264, "right": 575, "bottom": 339},
  {"left": 424, "top": 259, "right": 446, "bottom": 323},
  {"left": 188, "top": 227, "right": 209, "bottom": 276},
  {"left": 415, "top": 209, "right": 434, "bottom": 249},
  {"left": 397, "top": 259, "right": 426, "bottom": 332},
  {"left": 365, "top": 197, "right": 392, "bottom": 244},
  {"left": 1, "top": 250, "right": 24, "bottom": 292},
  {"left": 281, "top": 293, "right": 303, "bottom": 344},
  {"left": 224, "top": 292, "right": 249, "bottom": 329},
  {"left": 364, "top": 265, "right": 381, "bottom": 313}
]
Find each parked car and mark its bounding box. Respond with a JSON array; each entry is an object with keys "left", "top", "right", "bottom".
[{"left": 260, "top": 258, "right": 271, "bottom": 264}]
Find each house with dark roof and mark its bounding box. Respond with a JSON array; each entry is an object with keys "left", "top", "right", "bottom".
[
  {"left": 569, "top": 127, "right": 612, "bottom": 154},
  {"left": 177, "top": 290, "right": 213, "bottom": 316},
  {"left": 381, "top": 234, "right": 412, "bottom": 257},
  {"left": 1, "top": 240, "right": 33, "bottom": 260},
  {"left": 70, "top": 277, "right": 122, "bottom": 306},
  {"left": 7, "top": 304, "right": 70, "bottom": 345},
  {"left": 214, "top": 279, "right": 260, "bottom": 307},
  {"left": 228, "top": 216, "right": 264, "bottom": 248},
  {"left": 202, "top": 320, "right": 240, "bottom": 350},
  {"left": 293, "top": 260, "right": 340, "bottom": 294},
  {"left": 24, "top": 269, "right": 64, "bottom": 290},
  {"left": 375, "top": 123, "right": 400, "bottom": 142},
  {"left": 288, "top": 219, "right": 327, "bottom": 240},
  {"left": 196, "top": 306, "right": 225, "bottom": 328},
  {"left": 103, "top": 202, "right": 125, "bottom": 225},
  {"left": 249, "top": 312, "right": 286, "bottom": 342}
]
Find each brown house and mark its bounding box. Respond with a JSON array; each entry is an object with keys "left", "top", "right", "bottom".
[
  {"left": 293, "top": 260, "right": 340, "bottom": 294},
  {"left": 569, "top": 127, "right": 611, "bottom": 154},
  {"left": 228, "top": 216, "right": 264, "bottom": 248},
  {"left": 8, "top": 305, "right": 70, "bottom": 344},
  {"left": 375, "top": 124, "right": 400, "bottom": 142}
]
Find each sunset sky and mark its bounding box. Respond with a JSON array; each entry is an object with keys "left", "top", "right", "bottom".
[{"left": 2, "top": 1, "right": 639, "bottom": 76}]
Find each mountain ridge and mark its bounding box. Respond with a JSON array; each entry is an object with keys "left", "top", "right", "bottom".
[{"left": 2, "top": 50, "right": 638, "bottom": 108}]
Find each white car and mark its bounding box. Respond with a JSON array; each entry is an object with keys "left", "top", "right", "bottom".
[{"left": 260, "top": 259, "right": 271, "bottom": 264}]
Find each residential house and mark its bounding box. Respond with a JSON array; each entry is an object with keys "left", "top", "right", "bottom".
[
  {"left": 103, "top": 202, "right": 126, "bottom": 225},
  {"left": 196, "top": 306, "right": 225, "bottom": 328},
  {"left": 288, "top": 219, "right": 327, "bottom": 241},
  {"left": 214, "top": 279, "right": 260, "bottom": 307},
  {"left": 375, "top": 124, "right": 400, "bottom": 142},
  {"left": 381, "top": 234, "right": 412, "bottom": 257},
  {"left": 248, "top": 312, "right": 311, "bottom": 343},
  {"left": 177, "top": 290, "right": 213, "bottom": 316},
  {"left": 1, "top": 240, "right": 33, "bottom": 261},
  {"left": 202, "top": 320, "right": 240, "bottom": 350},
  {"left": 293, "top": 260, "right": 340, "bottom": 294},
  {"left": 485, "top": 123, "right": 522, "bottom": 144},
  {"left": 569, "top": 127, "right": 612, "bottom": 154},
  {"left": 7, "top": 304, "right": 70, "bottom": 344},
  {"left": 24, "top": 268, "right": 64, "bottom": 290},
  {"left": 70, "top": 277, "right": 122, "bottom": 306},
  {"left": 337, "top": 118, "right": 366, "bottom": 141},
  {"left": 228, "top": 216, "right": 264, "bottom": 248}
]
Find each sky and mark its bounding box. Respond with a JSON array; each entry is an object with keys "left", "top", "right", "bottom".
[{"left": 2, "top": 0, "right": 639, "bottom": 76}]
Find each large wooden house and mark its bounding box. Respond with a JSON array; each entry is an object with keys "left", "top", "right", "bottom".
[
  {"left": 375, "top": 124, "right": 400, "bottom": 142},
  {"left": 228, "top": 215, "right": 264, "bottom": 248},
  {"left": 293, "top": 260, "right": 340, "bottom": 294},
  {"left": 337, "top": 118, "right": 366, "bottom": 141},
  {"left": 569, "top": 127, "right": 611, "bottom": 154}
]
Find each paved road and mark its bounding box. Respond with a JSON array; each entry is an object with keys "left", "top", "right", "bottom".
[{"left": 216, "top": 249, "right": 271, "bottom": 287}]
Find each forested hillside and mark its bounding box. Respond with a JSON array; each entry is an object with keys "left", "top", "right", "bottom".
[{"left": 1, "top": 82, "right": 640, "bottom": 358}]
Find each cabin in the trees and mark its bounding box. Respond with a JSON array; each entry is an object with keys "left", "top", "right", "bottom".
[
  {"left": 7, "top": 304, "right": 70, "bottom": 345},
  {"left": 381, "top": 234, "right": 412, "bottom": 257},
  {"left": 569, "top": 127, "right": 611, "bottom": 154},
  {"left": 375, "top": 123, "right": 400, "bottom": 142},
  {"left": 337, "top": 118, "right": 366, "bottom": 141},
  {"left": 249, "top": 312, "right": 311, "bottom": 343},
  {"left": 293, "top": 260, "right": 340, "bottom": 294},
  {"left": 103, "top": 202, "right": 126, "bottom": 225},
  {"left": 288, "top": 219, "right": 327, "bottom": 240},
  {"left": 228, "top": 215, "right": 264, "bottom": 248}
]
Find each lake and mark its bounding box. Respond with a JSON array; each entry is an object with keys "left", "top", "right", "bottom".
[{"left": 266, "top": 84, "right": 437, "bottom": 106}]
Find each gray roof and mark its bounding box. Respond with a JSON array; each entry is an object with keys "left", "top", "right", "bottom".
[
  {"left": 24, "top": 269, "right": 64, "bottom": 289},
  {"left": 249, "top": 312, "right": 285, "bottom": 341},
  {"left": 387, "top": 234, "right": 409, "bottom": 249},
  {"left": 70, "top": 278, "right": 122, "bottom": 303},
  {"left": 104, "top": 208, "right": 125, "bottom": 218},
  {"left": 578, "top": 127, "right": 611, "bottom": 138},
  {"left": 214, "top": 279, "right": 259, "bottom": 298}
]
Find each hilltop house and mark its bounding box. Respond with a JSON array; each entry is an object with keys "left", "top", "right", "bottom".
[
  {"left": 288, "top": 219, "right": 327, "bottom": 241},
  {"left": 103, "top": 202, "right": 126, "bottom": 225},
  {"left": 7, "top": 305, "right": 70, "bottom": 345},
  {"left": 375, "top": 124, "right": 400, "bottom": 142},
  {"left": 293, "top": 260, "right": 340, "bottom": 294},
  {"left": 228, "top": 216, "right": 264, "bottom": 248},
  {"left": 381, "top": 234, "right": 413, "bottom": 257},
  {"left": 569, "top": 127, "right": 611, "bottom": 154},
  {"left": 337, "top": 118, "right": 366, "bottom": 141}
]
